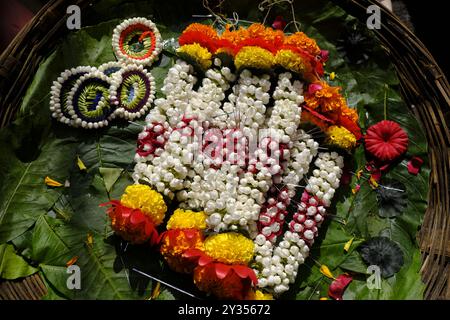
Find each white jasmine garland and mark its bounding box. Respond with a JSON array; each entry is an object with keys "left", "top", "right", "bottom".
[{"left": 253, "top": 152, "right": 344, "bottom": 295}]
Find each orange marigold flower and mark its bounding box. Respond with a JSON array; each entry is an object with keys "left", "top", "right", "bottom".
[
  {"left": 160, "top": 229, "right": 204, "bottom": 273},
  {"left": 193, "top": 263, "right": 255, "bottom": 300},
  {"left": 246, "top": 23, "right": 284, "bottom": 47},
  {"left": 220, "top": 24, "right": 249, "bottom": 45},
  {"left": 305, "top": 82, "right": 347, "bottom": 112},
  {"left": 284, "top": 31, "right": 321, "bottom": 56},
  {"left": 183, "top": 23, "right": 218, "bottom": 39}
]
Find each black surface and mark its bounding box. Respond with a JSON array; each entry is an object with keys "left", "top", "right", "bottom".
[{"left": 405, "top": 1, "right": 449, "bottom": 77}]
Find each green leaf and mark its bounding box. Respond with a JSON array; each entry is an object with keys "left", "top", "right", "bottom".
[
  {"left": 0, "top": 136, "right": 79, "bottom": 242},
  {"left": 0, "top": 243, "right": 37, "bottom": 280},
  {"left": 99, "top": 167, "right": 124, "bottom": 193}
]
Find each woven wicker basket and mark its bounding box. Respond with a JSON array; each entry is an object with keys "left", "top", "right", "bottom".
[{"left": 0, "top": 0, "right": 448, "bottom": 300}]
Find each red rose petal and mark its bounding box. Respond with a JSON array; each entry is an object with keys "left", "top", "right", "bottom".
[
  {"left": 407, "top": 156, "right": 423, "bottom": 175},
  {"left": 328, "top": 274, "right": 353, "bottom": 300}
]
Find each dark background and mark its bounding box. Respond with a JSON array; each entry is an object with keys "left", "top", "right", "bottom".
[{"left": 0, "top": 0, "right": 448, "bottom": 77}]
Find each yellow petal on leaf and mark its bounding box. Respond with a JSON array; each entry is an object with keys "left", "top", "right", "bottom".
[
  {"left": 369, "top": 176, "right": 379, "bottom": 189},
  {"left": 320, "top": 265, "right": 335, "bottom": 280},
  {"left": 329, "top": 72, "right": 336, "bottom": 80},
  {"left": 66, "top": 256, "right": 79, "bottom": 267},
  {"left": 86, "top": 232, "right": 94, "bottom": 248},
  {"left": 344, "top": 237, "right": 354, "bottom": 253},
  {"left": 150, "top": 282, "right": 161, "bottom": 300},
  {"left": 44, "top": 176, "right": 63, "bottom": 187},
  {"left": 356, "top": 169, "right": 363, "bottom": 180},
  {"left": 76, "top": 156, "right": 87, "bottom": 171},
  {"left": 320, "top": 297, "right": 329, "bottom": 300}
]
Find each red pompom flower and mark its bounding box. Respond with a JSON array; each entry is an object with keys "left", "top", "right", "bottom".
[{"left": 364, "top": 120, "right": 408, "bottom": 161}]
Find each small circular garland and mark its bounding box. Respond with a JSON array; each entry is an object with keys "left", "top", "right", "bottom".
[
  {"left": 66, "top": 71, "right": 114, "bottom": 129},
  {"left": 49, "top": 18, "right": 163, "bottom": 129},
  {"left": 50, "top": 66, "right": 96, "bottom": 125},
  {"left": 112, "top": 17, "right": 162, "bottom": 66},
  {"left": 110, "top": 64, "right": 156, "bottom": 120}
]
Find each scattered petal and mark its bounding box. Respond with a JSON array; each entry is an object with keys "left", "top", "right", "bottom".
[
  {"left": 369, "top": 174, "right": 380, "bottom": 189},
  {"left": 150, "top": 282, "right": 161, "bottom": 300},
  {"left": 352, "top": 184, "right": 360, "bottom": 194},
  {"left": 344, "top": 237, "right": 354, "bottom": 253},
  {"left": 329, "top": 72, "right": 336, "bottom": 80},
  {"left": 328, "top": 274, "right": 353, "bottom": 300},
  {"left": 76, "top": 155, "right": 87, "bottom": 171},
  {"left": 66, "top": 256, "right": 78, "bottom": 267},
  {"left": 356, "top": 169, "right": 363, "bottom": 180},
  {"left": 320, "top": 265, "right": 335, "bottom": 279},
  {"left": 86, "top": 232, "right": 94, "bottom": 248},
  {"left": 320, "top": 297, "right": 329, "bottom": 300},
  {"left": 407, "top": 156, "right": 424, "bottom": 175},
  {"left": 44, "top": 176, "right": 63, "bottom": 187}
]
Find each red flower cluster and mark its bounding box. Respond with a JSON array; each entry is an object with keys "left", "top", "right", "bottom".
[
  {"left": 289, "top": 191, "right": 326, "bottom": 246},
  {"left": 100, "top": 200, "right": 160, "bottom": 245},
  {"left": 136, "top": 122, "right": 168, "bottom": 157},
  {"left": 258, "top": 187, "right": 291, "bottom": 242}
]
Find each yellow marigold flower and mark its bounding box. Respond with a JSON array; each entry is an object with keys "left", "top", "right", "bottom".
[
  {"left": 177, "top": 43, "right": 212, "bottom": 70},
  {"left": 44, "top": 176, "right": 63, "bottom": 187},
  {"left": 275, "top": 49, "right": 312, "bottom": 75},
  {"left": 234, "top": 46, "right": 274, "bottom": 71},
  {"left": 120, "top": 184, "right": 167, "bottom": 226},
  {"left": 325, "top": 126, "right": 357, "bottom": 150},
  {"left": 204, "top": 232, "right": 254, "bottom": 265},
  {"left": 183, "top": 23, "right": 218, "bottom": 39},
  {"left": 284, "top": 32, "right": 321, "bottom": 56},
  {"left": 166, "top": 208, "right": 207, "bottom": 230}
]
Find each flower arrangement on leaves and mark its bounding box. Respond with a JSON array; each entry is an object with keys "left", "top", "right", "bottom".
[
  {"left": 49, "top": 18, "right": 160, "bottom": 128},
  {"left": 98, "top": 21, "right": 422, "bottom": 300}
]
